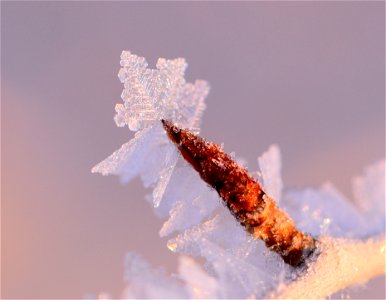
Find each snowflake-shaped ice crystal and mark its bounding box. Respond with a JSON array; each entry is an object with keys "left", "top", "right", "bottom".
[
  {"left": 115, "top": 51, "right": 208, "bottom": 132},
  {"left": 92, "top": 51, "right": 209, "bottom": 207}
]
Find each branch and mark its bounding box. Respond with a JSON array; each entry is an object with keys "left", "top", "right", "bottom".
[
  {"left": 162, "top": 119, "right": 316, "bottom": 267},
  {"left": 272, "top": 235, "right": 385, "bottom": 299}
]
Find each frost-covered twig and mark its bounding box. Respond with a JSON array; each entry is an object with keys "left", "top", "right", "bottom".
[
  {"left": 92, "top": 51, "right": 385, "bottom": 299},
  {"left": 272, "top": 235, "right": 385, "bottom": 299},
  {"left": 161, "top": 119, "right": 316, "bottom": 267}
]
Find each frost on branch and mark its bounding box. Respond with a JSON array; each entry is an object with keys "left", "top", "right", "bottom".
[{"left": 92, "top": 51, "right": 385, "bottom": 299}]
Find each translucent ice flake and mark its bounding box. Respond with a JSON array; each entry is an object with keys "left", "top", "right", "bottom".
[
  {"left": 284, "top": 183, "right": 368, "bottom": 237},
  {"left": 123, "top": 253, "right": 187, "bottom": 299},
  {"left": 258, "top": 144, "right": 283, "bottom": 203},
  {"left": 167, "top": 211, "right": 287, "bottom": 299},
  {"left": 158, "top": 165, "right": 219, "bottom": 237},
  {"left": 352, "top": 159, "right": 385, "bottom": 234},
  {"left": 283, "top": 161, "right": 385, "bottom": 239},
  {"left": 178, "top": 256, "right": 219, "bottom": 299},
  {"left": 116, "top": 51, "right": 209, "bottom": 132},
  {"left": 92, "top": 123, "right": 177, "bottom": 185},
  {"left": 123, "top": 254, "right": 220, "bottom": 299}
]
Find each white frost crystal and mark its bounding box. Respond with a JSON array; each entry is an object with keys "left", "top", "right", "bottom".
[
  {"left": 115, "top": 51, "right": 208, "bottom": 132},
  {"left": 92, "top": 51, "right": 209, "bottom": 207},
  {"left": 92, "top": 51, "right": 385, "bottom": 299},
  {"left": 258, "top": 144, "right": 283, "bottom": 204}
]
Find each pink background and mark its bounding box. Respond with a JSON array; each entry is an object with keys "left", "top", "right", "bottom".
[{"left": 2, "top": 2, "right": 385, "bottom": 299}]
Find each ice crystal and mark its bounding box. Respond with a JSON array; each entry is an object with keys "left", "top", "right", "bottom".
[
  {"left": 92, "top": 51, "right": 209, "bottom": 207},
  {"left": 122, "top": 253, "right": 187, "bottom": 298},
  {"left": 92, "top": 51, "right": 385, "bottom": 299},
  {"left": 258, "top": 144, "right": 283, "bottom": 204},
  {"left": 115, "top": 51, "right": 208, "bottom": 132}
]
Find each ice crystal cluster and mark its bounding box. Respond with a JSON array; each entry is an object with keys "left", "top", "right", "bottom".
[{"left": 92, "top": 51, "right": 385, "bottom": 299}]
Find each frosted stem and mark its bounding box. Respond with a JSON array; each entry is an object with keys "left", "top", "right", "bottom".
[
  {"left": 272, "top": 235, "right": 386, "bottom": 299},
  {"left": 162, "top": 119, "right": 316, "bottom": 267},
  {"left": 93, "top": 51, "right": 385, "bottom": 299}
]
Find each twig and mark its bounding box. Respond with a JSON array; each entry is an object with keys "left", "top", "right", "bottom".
[
  {"left": 271, "top": 235, "right": 385, "bottom": 299},
  {"left": 162, "top": 119, "right": 316, "bottom": 267}
]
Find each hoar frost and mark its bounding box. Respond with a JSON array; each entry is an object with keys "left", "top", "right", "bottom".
[{"left": 92, "top": 51, "right": 385, "bottom": 299}]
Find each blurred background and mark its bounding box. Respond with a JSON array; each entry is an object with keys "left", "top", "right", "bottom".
[{"left": 2, "top": 2, "right": 385, "bottom": 299}]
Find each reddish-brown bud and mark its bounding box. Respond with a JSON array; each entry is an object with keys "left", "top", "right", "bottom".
[{"left": 162, "top": 119, "right": 316, "bottom": 267}]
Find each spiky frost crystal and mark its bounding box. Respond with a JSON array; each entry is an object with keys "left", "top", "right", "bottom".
[
  {"left": 92, "top": 51, "right": 209, "bottom": 207},
  {"left": 115, "top": 51, "right": 208, "bottom": 132}
]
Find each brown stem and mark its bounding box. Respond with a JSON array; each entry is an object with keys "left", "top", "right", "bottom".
[{"left": 161, "top": 119, "right": 316, "bottom": 267}]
